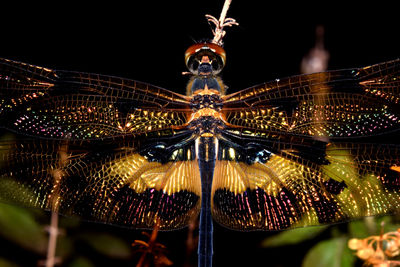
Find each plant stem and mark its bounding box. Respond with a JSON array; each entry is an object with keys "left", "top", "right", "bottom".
[{"left": 45, "top": 211, "right": 59, "bottom": 267}]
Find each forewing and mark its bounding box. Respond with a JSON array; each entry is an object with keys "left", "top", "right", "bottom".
[
  {"left": 0, "top": 58, "right": 199, "bottom": 229},
  {"left": 0, "top": 133, "right": 201, "bottom": 229},
  {"left": 212, "top": 133, "right": 400, "bottom": 230},
  {"left": 0, "top": 58, "right": 191, "bottom": 140},
  {"left": 222, "top": 59, "right": 400, "bottom": 138}
]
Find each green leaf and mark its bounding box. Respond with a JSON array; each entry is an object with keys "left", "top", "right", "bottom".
[
  {"left": 262, "top": 226, "right": 327, "bottom": 247},
  {"left": 79, "top": 233, "right": 131, "bottom": 259},
  {"left": 56, "top": 235, "right": 74, "bottom": 259},
  {"left": 0, "top": 203, "right": 47, "bottom": 254},
  {"left": 374, "top": 216, "right": 400, "bottom": 233},
  {"left": 348, "top": 219, "right": 372, "bottom": 239},
  {"left": 302, "top": 237, "right": 355, "bottom": 267},
  {"left": 0, "top": 257, "right": 20, "bottom": 267},
  {"left": 68, "top": 257, "right": 95, "bottom": 267}
]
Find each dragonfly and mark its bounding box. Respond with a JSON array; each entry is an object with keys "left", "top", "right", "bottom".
[{"left": 1, "top": 5, "right": 400, "bottom": 267}]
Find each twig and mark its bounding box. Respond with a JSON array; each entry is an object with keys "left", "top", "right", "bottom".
[
  {"left": 42, "top": 143, "right": 68, "bottom": 267},
  {"left": 45, "top": 212, "right": 59, "bottom": 267},
  {"left": 205, "top": 0, "right": 238, "bottom": 45}
]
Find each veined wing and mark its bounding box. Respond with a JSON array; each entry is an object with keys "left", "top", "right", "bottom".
[
  {"left": 0, "top": 58, "right": 191, "bottom": 140},
  {"left": 212, "top": 132, "right": 400, "bottom": 230},
  {"left": 0, "top": 132, "right": 201, "bottom": 229},
  {"left": 222, "top": 59, "right": 400, "bottom": 138},
  {"left": 0, "top": 58, "right": 200, "bottom": 229}
]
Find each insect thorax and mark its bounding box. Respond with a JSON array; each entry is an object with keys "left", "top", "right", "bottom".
[
  {"left": 187, "top": 75, "right": 225, "bottom": 95},
  {"left": 184, "top": 42, "right": 227, "bottom": 136},
  {"left": 189, "top": 79, "right": 224, "bottom": 136}
]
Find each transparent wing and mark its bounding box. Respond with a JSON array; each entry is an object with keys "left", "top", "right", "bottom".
[
  {"left": 0, "top": 58, "right": 200, "bottom": 229},
  {"left": 222, "top": 59, "right": 400, "bottom": 138},
  {"left": 0, "top": 58, "right": 191, "bottom": 140}
]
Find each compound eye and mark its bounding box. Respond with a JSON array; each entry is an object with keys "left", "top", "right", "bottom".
[{"left": 184, "top": 43, "right": 226, "bottom": 74}]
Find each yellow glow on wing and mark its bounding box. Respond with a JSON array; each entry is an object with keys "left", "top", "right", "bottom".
[
  {"left": 107, "top": 153, "right": 201, "bottom": 196},
  {"left": 213, "top": 154, "right": 301, "bottom": 197},
  {"left": 390, "top": 166, "right": 400, "bottom": 173}
]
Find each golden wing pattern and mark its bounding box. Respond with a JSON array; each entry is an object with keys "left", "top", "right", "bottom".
[
  {"left": 212, "top": 138, "right": 400, "bottom": 230},
  {"left": 0, "top": 132, "right": 201, "bottom": 230}
]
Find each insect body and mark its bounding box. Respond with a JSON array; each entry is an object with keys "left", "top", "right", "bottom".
[{"left": 185, "top": 43, "right": 227, "bottom": 266}]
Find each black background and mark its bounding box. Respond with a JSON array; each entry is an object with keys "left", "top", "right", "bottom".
[{"left": 0, "top": 1, "right": 399, "bottom": 267}]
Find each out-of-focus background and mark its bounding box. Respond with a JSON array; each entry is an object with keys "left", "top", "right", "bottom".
[{"left": 0, "top": 1, "right": 399, "bottom": 266}]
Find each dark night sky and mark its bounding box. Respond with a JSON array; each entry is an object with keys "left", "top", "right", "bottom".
[{"left": 0, "top": 1, "right": 399, "bottom": 267}]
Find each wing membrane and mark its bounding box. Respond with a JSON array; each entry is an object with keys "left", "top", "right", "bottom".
[
  {"left": 222, "top": 59, "right": 400, "bottom": 138},
  {"left": 0, "top": 58, "right": 191, "bottom": 140},
  {"left": 212, "top": 133, "right": 400, "bottom": 230},
  {"left": 0, "top": 133, "right": 201, "bottom": 229}
]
